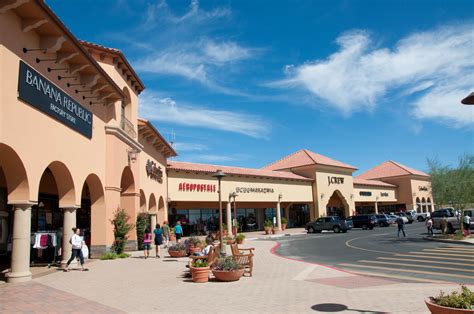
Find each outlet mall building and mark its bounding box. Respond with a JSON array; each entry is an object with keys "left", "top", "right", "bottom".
[{"left": 0, "top": 0, "right": 433, "bottom": 282}]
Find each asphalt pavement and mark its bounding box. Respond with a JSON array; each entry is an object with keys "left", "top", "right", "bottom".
[{"left": 273, "top": 222, "right": 474, "bottom": 284}]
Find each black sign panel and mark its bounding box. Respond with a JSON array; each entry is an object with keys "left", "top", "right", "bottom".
[{"left": 17, "top": 60, "right": 93, "bottom": 138}]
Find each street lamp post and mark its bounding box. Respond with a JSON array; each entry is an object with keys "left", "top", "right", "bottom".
[
  {"left": 230, "top": 192, "right": 238, "bottom": 235},
  {"left": 212, "top": 170, "right": 226, "bottom": 254}
]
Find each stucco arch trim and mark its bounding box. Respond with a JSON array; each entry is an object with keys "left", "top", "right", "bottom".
[
  {"left": 0, "top": 144, "right": 30, "bottom": 204},
  {"left": 38, "top": 161, "right": 76, "bottom": 208}
]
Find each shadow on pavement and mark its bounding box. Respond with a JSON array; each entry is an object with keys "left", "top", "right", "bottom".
[{"left": 311, "top": 303, "right": 388, "bottom": 313}]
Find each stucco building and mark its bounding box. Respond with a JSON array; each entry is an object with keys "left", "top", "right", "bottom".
[{"left": 0, "top": 0, "right": 433, "bottom": 283}]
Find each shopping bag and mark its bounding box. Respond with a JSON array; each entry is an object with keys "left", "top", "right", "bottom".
[{"left": 81, "top": 245, "right": 89, "bottom": 260}]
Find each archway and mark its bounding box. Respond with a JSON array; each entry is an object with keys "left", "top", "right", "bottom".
[
  {"left": 421, "top": 197, "right": 426, "bottom": 212},
  {"left": 139, "top": 190, "right": 147, "bottom": 213},
  {"left": 416, "top": 197, "right": 421, "bottom": 213},
  {"left": 119, "top": 166, "right": 136, "bottom": 220},
  {"left": 149, "top": 194, "right": 157, "bottom": 213},
  {"left": 427, "top": 197, "right": 432, "bottom": 212},
  {"left": 79, "top": 174, "right": 104, "bottom": 258},
  {"left": 326, "top": 190, "right": 349, "bottom": 218},
  {"left": 158, "top": 196, "right": 165, "bottom": 223}
]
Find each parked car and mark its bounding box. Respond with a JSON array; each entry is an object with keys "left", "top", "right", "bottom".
[
  {"left": 414, "top": 211, "right": 431, "bottom": 222},
  {"left": 306, "top": 216, "right": 353, "bottom": 233},
  {"left": 431, "top": 208, "right": 462, "bottom": 233},
  {"left": 388, "top": 215, "right": 398, "bottom": 224},
  {"left": 395, "top": 212, "right": 414, "bottom": 224},
  {"left": 346, "top": 215, "right": 378, "bottom": 230},
  {"left": 390, "top": 213, "right": 408, "bottom": 224},
  {"left": 375, "top": 214, "right": 391, "bottom": 227}
]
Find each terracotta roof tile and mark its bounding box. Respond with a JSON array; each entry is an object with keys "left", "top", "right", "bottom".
[
  {"left": 264, "top": 149, "right": 357, "bottom": 171},
  {"left": 167, "top": 161, "right": 313, "bottom": 181},
  {"left": 357, "top": 160, "right": 429, "bottom": 180},
  {"left": 353, "top": 178, "right": 397, "bottom": 188}
]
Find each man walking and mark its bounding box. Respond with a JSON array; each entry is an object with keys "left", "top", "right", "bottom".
[
  {"left": 396, "top": 216, "right": 406, "bottom": 238},
  {"left": 463, "top": 213, "right": 471, "bottom": 236},
  {"left": 425, "top": 217, "right": 433, "bottom": 236}
]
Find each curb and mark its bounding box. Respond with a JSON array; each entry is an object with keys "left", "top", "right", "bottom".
[
  {"left": 256, "top": 232, "right": 307, "bottom": 240},
  {"left": 423, "top": 236, "right": 474, "bottom": 246}
]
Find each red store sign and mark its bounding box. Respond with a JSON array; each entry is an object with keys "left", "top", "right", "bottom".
[{"left": 179, "top": 182, "right": 216, "bottom": 192}]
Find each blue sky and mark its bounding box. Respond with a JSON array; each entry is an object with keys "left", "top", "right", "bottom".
[{"left": 49, "top": 0, "right": 473, "bottom": 174}]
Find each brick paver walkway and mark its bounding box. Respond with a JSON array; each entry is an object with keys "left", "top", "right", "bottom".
[{"left": 0, "top": 239, "right": 463, "bottom": 313}]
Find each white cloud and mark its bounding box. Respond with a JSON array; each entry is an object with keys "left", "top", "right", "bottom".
[
  {"left": 203, "top": 40, "right": 253, "bottom": 63},
  {"left": 139, "top": 91, "right": 270, "bottom": 138},
  {"left": 173, "top": 142, "right": 208, "bottom": 152},
  {"left": 274, "top": 24, "right": 474, "bottom": 126},
  {"left": 175, "top": 153, "right": 251, "bottom": 164}
]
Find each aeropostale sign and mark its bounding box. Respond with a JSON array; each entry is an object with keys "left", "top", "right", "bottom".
[
  {"left": 178, "top": 182, "right": 216, "bottom": 192},
  {"left": 17, "top": 60, "right": 93, "bottom": 138}
]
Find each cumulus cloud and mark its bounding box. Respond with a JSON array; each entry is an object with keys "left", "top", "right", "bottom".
[
  {"left": 173, "top": 142, "right": 208, "bottom": 152},
  {"left": 138, "top": 91, "right": 271, "bottom": 138},
  {"left": 274, "top": 24, "right": 474, "bottom": 126}
]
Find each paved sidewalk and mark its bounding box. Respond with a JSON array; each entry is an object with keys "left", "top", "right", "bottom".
[{"left": 0, "top": 238, "right": 463, "bottom": 313}]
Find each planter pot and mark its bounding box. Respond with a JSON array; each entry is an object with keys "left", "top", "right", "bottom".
[
  {"left": 227, "top": 239, "right": 236, "bottom": 245},
  {"left": 282, "top": 224, "right": 287, "bottom": 231},
  {"left": 264, "top": 227, "right": 271, "bottom": 235},
  {"left": 425, "top": 298, "right": 474, "bottom": 314},
  {"left": 189, "top": 247, "right": 201, "bottom": 256},
  {"left": 168, "top": 250, "right": 187, "bottom": 258},
  {"left": 191, "top": 266, "right": 210, "bottom": 283},
  {"left": 237, "top": 238, "right": 244, "bottom": 244},
  {"left": 272, "top": 228, "right": 277, "bottom": 234},
  {"left": 232, "top": 227, "right": 238, "bottom": 235},
  {"left": 212, "top": 269, "right": 244, "bottom": 282}
]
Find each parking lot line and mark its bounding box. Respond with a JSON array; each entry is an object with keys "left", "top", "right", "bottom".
[
  {"left": 338, "top": 263, "right": 474, "bottom": 279},
  {"left": 331, "top": 269, "right": 446, "bottom": 284},
  {"left": 438, "top": 246, "right": 474, "bottom": 251},
  {"left": 358, "top": 260, "right": 474, "bottom": 272},
  {"left": 377, "top": 257, "right": 474, "bottom": 267},
  {"left": 395, "top": 253, "right": 474, "bottom": 262},
  {"left": 414, "top": 251, "right": 472, "bottom": 257},
  {"left": 422, "top": 248, "right": 474, "bottom": 255}
]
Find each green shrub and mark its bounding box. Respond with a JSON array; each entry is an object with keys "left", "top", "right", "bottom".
[
  {"left": 281, "top": 217, "right": 288, "bottom": 225},
  {"left": 118, "top": 253, "right": 131, "bottom": 259},
  {"left": 434, "top": 285, "right": 474, "bottom": 309},
  {"left": 264, "top": 219, "right": 273, "bottom": 228},
  {"left": 136, "top": 213, "right": 148, "bottom": 250},
  {"left": 236, "top": 233, "right": 245, "bottom": 241},
  {"left": 213, "top": 256, "right": 241, "bottom": 271},
  {"left": 192, "top": 259, "right": 208, "bottom": 268},
  {"left": 100, "top": 252, "right": 118, "bottom": 260},
  {"left": 110, "top": 208, "right": 134, "bottom": 254},
  {"left": 168, "top": 243, "right": 186, "bottom": 251}
]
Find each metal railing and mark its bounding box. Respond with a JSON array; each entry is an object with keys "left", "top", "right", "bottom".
[{"left": 120, "top": 115, "right": 137, "bottom": 138}]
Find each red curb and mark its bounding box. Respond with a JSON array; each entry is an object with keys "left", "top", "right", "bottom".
[{"left": 269, "top": 241, "right": 469, "bottom": 286}]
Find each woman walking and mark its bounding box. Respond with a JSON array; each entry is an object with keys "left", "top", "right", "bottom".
[
  {"left": 143, "top": 227, "right": 152, "bottom": 259},
  {"left": 425, "top": 217, "right": 433, "bottom": 236},
  {"left": 162, "top": 221, "right": 170, "bottom": 248},
  {"left": 153, "top": 223, "right": 163, "bottom": 258},
  {"left": 64, "top": 227, "right": 88, "bottom": 272}
]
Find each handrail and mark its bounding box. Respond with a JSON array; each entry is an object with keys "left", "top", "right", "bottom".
[{"left": 120, "top": 115, "right": 136, "bottom": 138}]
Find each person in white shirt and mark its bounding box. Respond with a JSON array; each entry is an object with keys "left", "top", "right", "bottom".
[
  {"left": 64, "top": 227, "right": 88, "bottom": 272},
  {"left": 463, "top": 214, "right": 471, "bottom": 235}
]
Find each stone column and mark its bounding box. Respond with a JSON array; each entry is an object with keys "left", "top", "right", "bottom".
[
  {"left": 374, "top": 201, "right": 379, "bottom": 214},
  {"left": 276, "top": 201, "right": 282, "bottom": 231},
  {"left": 226, "top": 202, "right": 232, "bottom": 235},
  {"left": 7, "top": 204, "right": 33, "bottom": 283},
  {"left": 61, "top": 207, "right": 77, "bottom": 267}
]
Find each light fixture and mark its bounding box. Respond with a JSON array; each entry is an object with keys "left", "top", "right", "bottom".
[
  {"left": 278, "top": 193, "right": 283, "bottom": 201},
  {"left": 38, "top": 201, "right": 45, "bottom": 208},
  {"left": 320, "top": 193, "right": 325, "bottom": 200},
  {"left": 212, "top": 170, "right": 226, "bottom": 254},
  {"left": 127, "top": 148, "right": 140, "bottom": 162}
]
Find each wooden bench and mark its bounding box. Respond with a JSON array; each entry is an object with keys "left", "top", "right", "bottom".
[{"left": 230, "top": 244, "right": 254, "bottom": 276}]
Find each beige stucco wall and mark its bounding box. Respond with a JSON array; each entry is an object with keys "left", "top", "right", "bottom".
[
  {"left": 168, "top": 172, "right": 313, "bottom": 204},
  {"left": 411, "top": 177, "right": 433, "bottom": 210},
  {"left": 353, "top": 185, "right": 397, "bottom": 203}
]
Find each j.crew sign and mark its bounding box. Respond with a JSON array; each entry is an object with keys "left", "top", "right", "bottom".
[
  {"left": 328, "top": 176, "right": 344, "bottom": 186},
  {"left": 17, "top": 61, "right": 93, "bottom": 138}
]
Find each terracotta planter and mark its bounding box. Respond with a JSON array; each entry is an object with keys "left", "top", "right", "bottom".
[
  {"left": 264, "top": 227, "right": 271, "bottom": 235},
  {"left": 282, "top": 224, "right": 287, "bottom": 231},
  {"left": 212, "top": 269, "right": 244, "bottom": 282},
  {"left": 191, "top": 266, "right": 210, "bottom": 283},
  {"left": 272, "top": 228, "right": 277, "bottom": 234},
  {"left": 168, "top": 250, "right": 187, "bottom": 258},
  {"left": 425, "top": 298, "right": 474, "bottom": 314},
  {"left": 232, "top": 227, "right": 238, "bottom": 235},
  {"left": 237, "top": 238, "right": 244, "bottom": 244},
  {"left": 227, "top": 239, "right": 236, "bottom": 245}
]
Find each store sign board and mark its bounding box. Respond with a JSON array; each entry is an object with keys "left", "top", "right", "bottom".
[
  {"left": 146, "top": 160, "right": 162, "bottom": 183},
  {"left": 178, "top": 182, "right": 216, "bottom": 192},
  {"left": 380, "top": 192, "right": 389, "bottom": 197},
  {"left": 235, "top": 187, "right": 275, "bottom": 194},
  {"left": 17, "top": 61, "right": 93, "bottom": 138},
  {"left": 328, "top": 176, "right": 344, "bottom": 186},
  {"left": 418, "top": 186, "right": 428, "bottom": 191}
]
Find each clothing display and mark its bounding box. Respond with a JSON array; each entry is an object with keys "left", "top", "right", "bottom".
[{"left": 32, "top": 232, "right": 58, "bottom": 249}]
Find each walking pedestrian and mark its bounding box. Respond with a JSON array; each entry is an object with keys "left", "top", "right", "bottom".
[
  {"left": 143, "top": 227, "right": 152, "bottom": 259},
  {"left": 396, "top": 216, "right": 406, "bottom": 238},
  {"left": 463, "top": 213, "right": 471, "bottom": 236},
  {"left": 425, "top": 217, "right": 433, "bottom": 236},
  {"left": 64, "top": 227, "right": 88, "bottom": 272},
  {"left": 153, "top": 223, "right": 163, "bottom": 258},
  {"left": 174, "top": 221, "right": 183, "bottom": 243},
  {"left": 162, "top": 221, "right": 170, "bottom": 248}
]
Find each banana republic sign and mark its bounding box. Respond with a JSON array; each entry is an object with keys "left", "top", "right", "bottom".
[{"left": 17, "top": 61, "right": 93, "bottom": 138}]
